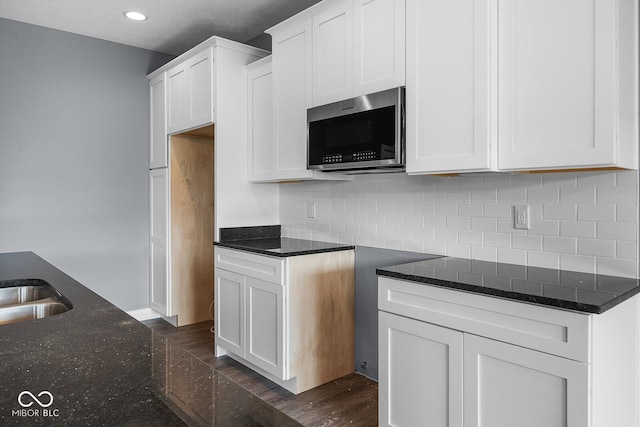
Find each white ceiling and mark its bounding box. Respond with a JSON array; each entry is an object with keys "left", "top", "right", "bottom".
[{"left": 0, "top": 0, "right": 322, "bottom": 56}]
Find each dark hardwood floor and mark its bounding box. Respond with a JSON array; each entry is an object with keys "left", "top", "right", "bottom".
[{"left": 143, "top": 319, "right": 378, "bottom": 427}]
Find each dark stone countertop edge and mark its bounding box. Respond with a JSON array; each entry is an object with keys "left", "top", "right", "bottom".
[
  {"left": 214, "top": 241, "right": 355, "bottom": 257},
  {"left": 376, "top": 268, "right": 640, "bottom": 314}
]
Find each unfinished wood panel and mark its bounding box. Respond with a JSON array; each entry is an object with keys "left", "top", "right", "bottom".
[
  {"left": 288, "top": 250, "right": 355, "bottom": 393},
  {"left": 171, "top": 125, "right": 214, "bottom": 326}
]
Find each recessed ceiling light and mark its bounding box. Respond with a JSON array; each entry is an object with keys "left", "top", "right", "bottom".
[{"left": 124, "top": 11, "right": 147, "bottom": 21}]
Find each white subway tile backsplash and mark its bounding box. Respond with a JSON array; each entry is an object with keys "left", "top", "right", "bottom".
[
  {"left": 483, "top": 174, "right": 511, "bottom": 189},
  {"left": 470, "top": 188, "right": 497, "bottom": 202},
  {"left": 616, "top": 204, "right": 637, "bottom": 223},
  {"left": 598, "top": 186, "right": 638, "bottom": 204},
  {"left": 423, "top": 241, "right": 446, "bottom": 255},
  {"left": 446, "top": 216, "right": 471, "bottom": 231},
  {"left": 597, "top": 222, "right": 636, "bottom": 241},
  {"left": 458, "top": 203, "right": 484, "bottom": 217},
  {"left": 616, "top": 241, "right": 637, "bottom": 260},
  {"left": 435, "top": 229, "right": 458, "bottom": 244},
  {"left": 435, "top": 202, "right": 458, "bottom": 216},
  {"left": 459, "top": 231, "right": 483, "bottom": 246},
  {"left": 393, "top": 226, "right": 414, "bottom": 240},
  {"left": 403, "top": 239, "right": 424, "bottom": 253},
  {"left": 578, "top": 172, "right": 615, "bottom": 187},
  {"left": 446, "top": 243, "right": 471, "bottom": 258},
  {"left": 577, "top": 239, "right": 615, "bottom": 257},
  {"left": 543, "top": 236, "right": 577, "bottom": 254},
  {"left": 616, "top": 171, "right": 637, "bottom": 187},
  {"left": 597, "top": 258, "right": 636, "bottom": 278},
  {"left": 544, "top": 204, "right": 576, "bottom": 220},
  {"left": 484, "top": 232, "right": 511, "bottom": 248},
  {"left": 471, "top": 217, "right": 498, "bottom": 232},
  {"left": 483, "top": 203, "right": 512, "bottom": 218},
  {"left": 560, "top": 186, "right": 596, "bottom": 204},
  {"left": 498, "top": 187, "right": 527, "bottom": 202},
  {"left": 543, "top": 173, "right": 577, "bottom": 188},
  {"left": 414, "top": 227, "right": 435, "bottom": 242},
  {"left": 497, "top": 248, "right": 527, "bottom": 264},
  {"left": 424, "top": 215, "right": 447, "bottom": 229},
  {"left": 527, "top": 251, "right": 560, "bottom": 269},
  {"left": 577, "top": 204, "right": 615, "bottom": 221},
  {"left": 527, "top": 187, "right": 560, "bottom": 203},
  {"left": 280, "top": 171, "right": 637, "bottom": 277},
  {"left": 560, "top": 254, "right": 596, "bottom": 273},
  {"left": 529, "top": 220, "right": 560, "bottom": 236},
  {"left": 512, "top": 234, "right": 543, "bottom": 251},
  {"left": 560, "top": 221, "right": 596, "bottom": 239},
  {"left": 471, "top": 245, "right": 498, "bottom": 262}
]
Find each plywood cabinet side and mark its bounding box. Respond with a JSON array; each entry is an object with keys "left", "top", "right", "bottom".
[
  {"left": 288, "top": 250, "right": 355, "bottom": 393},
  {"left": 170, "top": 130, "right": 214, "bottom": 326}
]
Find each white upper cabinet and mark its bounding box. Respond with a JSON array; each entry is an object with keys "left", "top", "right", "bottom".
[
  {"left": 271, "top": 20, "right": 316, "bottom": 180},
  {"left": 149, "top": 72, "right": 167, "bottom": 169},
  {"left": 407, "top": 0, "right": 638, "bottom": 174},
  {"left": 353, "top": 0, "right": 405, "bottom": 96},
  {"left": 406, "top": 0, "right": 491, "bottom": 174},
  {"left": 497, "top": 0, "right": 637, "bottom": 171},
  {"left": 312, "top": 0, "right": 354, "bottom": 106},
  {"left": 167, "top": 48, "right": 214, "bottom": 134},
  {"left": 247, "top": 57, "right": 274, "bottom": 182},
  {"left": 311, "top": 0, "right": 406, "bottom": 107}
]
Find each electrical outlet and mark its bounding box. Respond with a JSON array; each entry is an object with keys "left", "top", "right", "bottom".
[
  {"left": 514, "top": 205, "right": 530, "bottom": 230},
  {"left": 307, "top": 202, "right": 316, "bottom": 219}
]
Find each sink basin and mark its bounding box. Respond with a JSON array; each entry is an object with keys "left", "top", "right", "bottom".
[
  {"left": 0, "top": 279, "right": 71, "bottom": 325},
  {"left": 0, "top": 285, "right": 53, "bottom": 307},
  {"left": 0, "top": 299, "right": 69, "bottom": 325}
]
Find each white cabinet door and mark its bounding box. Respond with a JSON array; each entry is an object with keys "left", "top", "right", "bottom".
[
  {"left": 150, "top": 73, "right": 167, "bottom": 169},
  {"left": 312, "top": 0, "right": 354, "bottom": 106},
  {"left": 353, "top": 0, "right": 405, "bottom": 96},
  {"left": 150, "top": 169, "right": 169, "bottom": 315},
  {"left": 215, "top": 268, "right": 245, "bottom": 357},
  {"left": 167, "top": 48, "right": 214, "bottom": 134},
  {"left": 247, "top": 59, "right": 274, "bottom": 182},
  {"left": 188, "top": 48, "right": 214, "bottom": 129},
  {"left": 463, "top": 334, "right": 589, "bottom": 427},
  {"left": 497, "top": 0, "right": 617, "bottom": 170},
  {"left": 245, "top": 277, "right": 285, "bottom": 379},
  {"left": 272, "top": 20, "right": 315, "bottom": 180},
  {"left": 405, "top": 0, "right": 491, "bottom": 174},
  {"left": 379, "top": 311, "right": 463, "bottom": 427},
  {"left": 167, "top": 63, "right": 189, "bottom": 134}
]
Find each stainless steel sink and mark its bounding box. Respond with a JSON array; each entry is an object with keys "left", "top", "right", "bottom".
[
  {"left": 0, "top": 285, "right": 53, "bottom": 307},
  {"left": 0, "top": 298, "right": 69, "bottom": 325},
  {"left": 0, "top": 279, "right": 71, "bottom": 325}
]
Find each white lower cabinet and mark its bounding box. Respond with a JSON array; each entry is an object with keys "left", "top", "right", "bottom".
[
  {"left": 245, "top": 277, "right": 285, "bottom": 379},
  {"left": 214, "top": 268, "right": 245, "bottom": 357},
  {"left": 214, "top": 246, "right": 355, "bottom": 394},
  {"left": 379, "top": 311, "right": 463, "bottom": 427},
  {"left": 464, "top": 334, "right": 588, "bottom": 427},
  {"left": 378, "top": 276, "right": 639, "bottom": 427}
]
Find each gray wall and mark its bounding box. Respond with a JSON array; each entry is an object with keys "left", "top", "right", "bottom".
[{"left": 0, "top": 18, "right": 174, "bottom": 310}]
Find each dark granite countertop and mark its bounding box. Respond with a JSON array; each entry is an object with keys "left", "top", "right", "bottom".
[
  {"left": 0, "top": 252, "right": 188, "bottom": 425},
  {"left": 377, "top": 256, "right": 640, "bottom": 314},
  {"left": 215, "top": 225, "right": 354, "bottom": 257},
  {"left": 0, "top": 252, "right": 301, "bottom": 426}
]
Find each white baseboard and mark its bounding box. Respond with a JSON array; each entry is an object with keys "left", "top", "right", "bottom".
[{"left": 126, "top": 308, "right": 162, "bottom": 321}]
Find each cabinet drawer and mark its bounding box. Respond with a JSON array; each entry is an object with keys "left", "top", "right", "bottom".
[
  {"left": 378, "top": 277, "right": 591, "bottom": 362},
  {"left": 215, "top": 247, "right": 285, "bottom": 285}
]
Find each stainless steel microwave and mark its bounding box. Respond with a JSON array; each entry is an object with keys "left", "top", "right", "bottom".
[{"left": 307, "top": 87, "right": 405, "bottom": 173}]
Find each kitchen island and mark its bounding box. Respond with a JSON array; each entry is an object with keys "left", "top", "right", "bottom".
[
  {"left": 0, "top": 252, "right": 303, "bottom": 426},
  {"left": 0, "top": 252, "right": 186, "bottom": 425}
]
